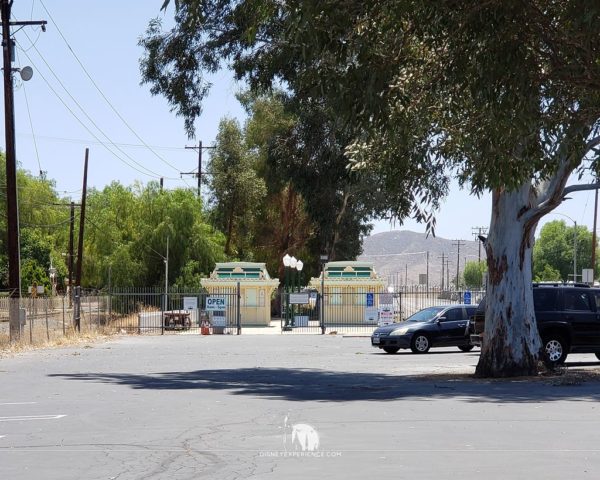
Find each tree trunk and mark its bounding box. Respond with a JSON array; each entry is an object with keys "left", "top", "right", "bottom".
[{"left": 475, "top": 185, "right": 542, "bottom": 377}]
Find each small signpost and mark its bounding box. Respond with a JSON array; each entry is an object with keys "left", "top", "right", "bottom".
[
  {"left": 289, "top": 293, "right": 310, "bottom": 304},
  {"left": 183, "top": 297, "right": 197, "bottom": 311},
  {"left": 366, "top": 293, "right": 374, "bottom": 307},
  {"left": 463, "top": 291, "right": 472, "bottom": 305},
  {"left": 364, "top": 307, "right": 378, "bottom": 323}
]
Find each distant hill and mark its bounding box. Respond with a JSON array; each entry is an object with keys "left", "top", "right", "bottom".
[{"left": 358, "top": 230, "right": 485, "bottom": 288}]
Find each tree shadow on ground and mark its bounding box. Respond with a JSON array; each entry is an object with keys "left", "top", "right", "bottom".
[{"left": 50, "top": 366, "right": 600, "bottom": 403}]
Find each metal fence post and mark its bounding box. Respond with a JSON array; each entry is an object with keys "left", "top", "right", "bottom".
[
  {"left": 45, "top": 297, "right": 50, "bottom": 342},
  {"left": 320, "top": 266, "right": 326, "bottom": 334},
  {"left": 62, "top": 295, "right": 66, "bottom": 336},
  {"left": 237, "top": 281, "right": 241, "bottom": 335},
  {"left": 74, "top": 286, "right": 81, "bottom": 332}
]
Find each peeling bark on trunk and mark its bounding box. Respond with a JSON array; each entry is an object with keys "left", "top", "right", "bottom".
[{"left": 475, "top": 185, "right": 542, "bottom": 377}]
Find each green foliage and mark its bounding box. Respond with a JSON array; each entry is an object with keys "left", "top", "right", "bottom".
[
  {"left": 463, "top": 261, "right": 486, "bottom": 289},
  {"left": 208, "top": 118, "right": 267, "bottom": 257},
  {"left": 534, "top": 264, "right": 562, "bottom": 283},
  {"left": 533, "top": 220, "right": 597, "bottom": 282},
  {"left": 141, "top": 1, "right": 600, "bottom": 232},
  {"left": 84, "top": 181, "right": 227, "bottom": 288}
]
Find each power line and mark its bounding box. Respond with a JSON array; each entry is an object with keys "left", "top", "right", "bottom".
[
  {"left": 15, "top": 46, "right": 43, "bottom": 177},
  {"left": 15, "top": 41, "right": 168, "bottom": 180},
  {"left": 17, "top": 32, "right": 168, "bottom": 180},
  {"left": 38, "top": 0, "right": 184, "bottom": 176},
  {"left": 17, "top": 133, "right": 187, "bottom": 151}
]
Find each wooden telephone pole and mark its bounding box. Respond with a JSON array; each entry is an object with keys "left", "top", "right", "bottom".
[
  {"left": 182, "top": 141, "right": 216, "bottom": 197},
  {"left": 2, "top": 1, "right": 46, "bottom": 341}
]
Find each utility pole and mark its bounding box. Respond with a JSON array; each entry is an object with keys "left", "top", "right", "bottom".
[
  {"left": 68, "top": 201, "right": 75, "bottom": 305},
  {"left": 453, "top": 240, "right": 465, "bottom": 289},
  {"left": 438, "top": 253, "right": 445, "bottom": 290},
  {"left": 593, "top": 189, "right": 598, "bottom": 283},
  {"left": 472, "top": 226, "right": 488, "bottom": 263},
  {"left": 183, "top": 141, "right": 216, "bottom": 197},
  {"left": 2, "top": 2, "right": 47, "bottom": 341},
  {"left": 446, "top": 259, "right": 451, "bottom": 290},
  {"left": 75, "top": 149, "right": 89, "bottom": 331}
]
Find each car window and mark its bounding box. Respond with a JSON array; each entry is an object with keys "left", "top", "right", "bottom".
[
  {"left": 563, "top": 290, "right": 593, "bottom": 312},
  {"left": 442, "top": 308, "right": 464, "bottom": 322},
  {"left": 533, "top": 289, "right": 558, "bottom": 311},
  {"left": 406, "top": 307, "right": 445, "bottom": 322},
  {"left": 466, "top": 306, "right": 477, "bottom": 317},
  {"left": 593, "top": 292, "right": 600, "bottom": 311}
]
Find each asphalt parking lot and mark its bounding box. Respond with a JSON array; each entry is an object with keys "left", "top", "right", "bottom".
[{"left": 1, "top": 334, "right": 600, "bottom": 479}]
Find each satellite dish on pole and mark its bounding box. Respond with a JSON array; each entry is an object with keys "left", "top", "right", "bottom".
[{"left": 19, "top": 66, "right": 33, "bottom": 81}]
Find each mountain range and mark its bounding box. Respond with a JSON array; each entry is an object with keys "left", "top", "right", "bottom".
[{"left": 358, "top": 230, "right": 485, "bottom": 288}]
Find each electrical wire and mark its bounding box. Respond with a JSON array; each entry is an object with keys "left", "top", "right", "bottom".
[
  {"left": 21, "top": 212, "right": 79, "bottom": 228},
  {"left": 39, "top": 0, "right": 183, "bottom": 175},
  {"left": 18, "top": 33, "right": 167, "bottom": 180},
  {"left": 15, "top": 46, "right": 43, "bottom": 177},
  {"left": 15, "top": 43, "right": 164, "bottom": 180},
  {"left": 17, "top": 133, "right": 187, "bottom": 151}
]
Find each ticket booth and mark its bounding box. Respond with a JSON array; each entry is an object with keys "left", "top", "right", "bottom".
[
  {"left": 201, "top": 262, "right": 279, "bottom": 326},
  {"left": 309, "top": 261, "right": 386, "bottom": 325}
]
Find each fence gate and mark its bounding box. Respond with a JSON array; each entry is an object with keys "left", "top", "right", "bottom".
[
  {"left": 281, "top": 288, "right": 484, "bottom": 334},
  {"left": 107, "top": 286, "right": 241, "bottom": 335},
  {"left": 281, "top": 290, "right": 399, "bottom": 334}
]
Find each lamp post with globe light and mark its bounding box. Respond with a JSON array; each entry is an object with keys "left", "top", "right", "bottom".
[
  {"left": 282, "top": 254, "right": 292, "bottom": 327},
  {"left": 296, "top": 260, "right": 304, "bottom": 291}
]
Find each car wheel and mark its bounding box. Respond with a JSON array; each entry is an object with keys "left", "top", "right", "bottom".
[
  {"left": 458, "top": 345, "right": 474, "bottom": 352},
  {"left": 543, "top": 335, "right": 569, "bottom": 365},
  {"left": 410, "top": 333, "right": 431, "bottom": 354},
  {"left": 383, "top": 347, "right": 400, "bottom": 354}
]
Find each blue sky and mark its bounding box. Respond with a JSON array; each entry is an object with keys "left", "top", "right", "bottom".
[{"left": 1, "top": 0, "right": 597, "bottom": 242}]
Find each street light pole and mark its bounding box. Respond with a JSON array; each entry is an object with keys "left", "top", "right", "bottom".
[
  {"left": 282, "top": 254, "right": 291, "bottom": 328},
  {"left": 164, "top": 236, "right": 169, "bottom": 312},
  {"left": 574, "top": 221, "right": 577, "bottom": 283}
]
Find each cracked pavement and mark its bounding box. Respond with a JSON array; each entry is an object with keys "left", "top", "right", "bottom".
[{"left": 1, "top": 334, "right": 600, "bottom": 479}]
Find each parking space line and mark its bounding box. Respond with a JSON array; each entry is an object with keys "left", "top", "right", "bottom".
[
  {"left": 0, "top": 402, "right": 37, "bottom": 406},
  {"left": 0, "top": 415, "right": 66, "bottom": 422}
]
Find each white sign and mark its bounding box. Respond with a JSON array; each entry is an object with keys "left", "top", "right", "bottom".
[
  {"left": 206, "top": 296, "right": 227, "bottom": 311},
  {"left": 183, "top": 297, "right": 198, "bottom": 310},
  {"left": 583, "top": 269, "right": 594, "bottom": 284},
  {"left": 289, "top": 293, "right": 310, "bottom": 304},
  {"left": 378, "top": 306, "right": 394, "bottom": 326},
  {"left": 211, "top": 315, "right": 227, "bottom": 327},
  {"left": 364, "top": 307, "right": 378, "bottom": 323}
]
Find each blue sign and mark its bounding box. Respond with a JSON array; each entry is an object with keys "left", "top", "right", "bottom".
[
  {"left": 463, "top": 291, "right": 472, "bottom": 305},
  {"left": 366, "top": 293, "right": 374, "bottom": 307}
]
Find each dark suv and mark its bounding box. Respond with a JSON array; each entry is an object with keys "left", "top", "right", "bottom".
[{"left": 469, "top": 283, "right": 600, "bottom": 364}]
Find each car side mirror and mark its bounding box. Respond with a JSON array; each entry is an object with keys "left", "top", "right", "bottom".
[{"left": 436, "top": 317, "right": 445, "bottom": 323}]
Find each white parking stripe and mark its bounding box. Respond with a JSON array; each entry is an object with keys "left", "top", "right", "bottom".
[
  {"left": 0, "top": 415, "right": 66, "bottom": 422},
  {"left": 0, "top": 402, "right": 37, "bottom": 406}
]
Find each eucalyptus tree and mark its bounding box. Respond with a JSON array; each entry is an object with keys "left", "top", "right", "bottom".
[
  {"left": 208, "top": 118, "right": 266, "bottom": 256},
  {"left": 141, "top": 1, "right": 600, "bottom": 377}
]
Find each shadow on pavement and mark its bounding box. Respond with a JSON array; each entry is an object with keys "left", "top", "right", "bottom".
[{"left": 50, "top": 366, "right": 600, "bottom": 403}]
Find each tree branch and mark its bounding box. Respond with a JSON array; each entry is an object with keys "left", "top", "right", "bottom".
[
  {"left": 586, "top": 135, "right": 600, "bottom": 153},
  {"left": 562, "top": 182, "right": 600, "bottom": 196}
]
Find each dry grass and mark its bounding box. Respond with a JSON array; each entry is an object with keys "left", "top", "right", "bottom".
[{"left": 0, "top": 325, "right": 114, "bottom": 358}]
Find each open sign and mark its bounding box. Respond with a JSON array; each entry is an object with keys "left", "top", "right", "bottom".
[{"left": 206, "top": 296, "right": 227, "bottom": 311}]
